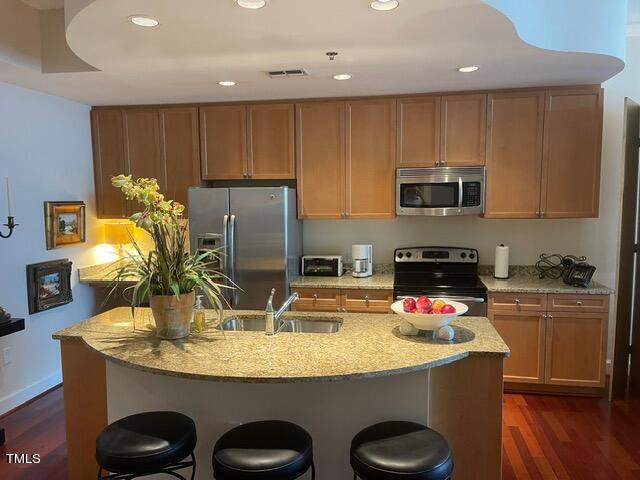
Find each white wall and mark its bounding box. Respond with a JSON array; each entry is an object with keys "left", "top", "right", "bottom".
[{"left": 0, "top": 81, "right": 101, "bottom": 414}]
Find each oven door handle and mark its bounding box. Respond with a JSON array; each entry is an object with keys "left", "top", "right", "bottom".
[{"left": 396, "top": 295, "right": 485, "bottom": 303}]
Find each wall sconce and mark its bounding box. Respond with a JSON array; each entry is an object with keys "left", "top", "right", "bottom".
[
  {"left": 104, "top": 221, "right": 135, "bottom": 256},
  {"left": 0, "top": 178, "right": 17, "bottom": 239}
]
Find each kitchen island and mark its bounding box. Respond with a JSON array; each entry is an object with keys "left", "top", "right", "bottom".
[{"left": 54, "top": 308, "right": 509, "bottom": 480}]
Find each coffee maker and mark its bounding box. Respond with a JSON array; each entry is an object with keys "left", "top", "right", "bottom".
[{"left": 351, "top": 244, "right": 373, "bottom": 278}]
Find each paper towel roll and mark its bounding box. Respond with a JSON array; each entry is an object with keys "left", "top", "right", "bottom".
[{"left": 494, "top": 244, "right": 509, "bottom": 279}]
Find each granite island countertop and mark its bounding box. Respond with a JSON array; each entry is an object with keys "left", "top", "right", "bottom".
[{"left": 53, "top": 307, "right": 509, "bottom": 383}]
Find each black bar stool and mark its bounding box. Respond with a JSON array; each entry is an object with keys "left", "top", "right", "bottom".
[
  {"left": 212, "top": 420, "right": 315, "bottom": 479},
  {"left": 350, "top": 421, "right": 453, "bottom": 480},
  {"left": 96, "top": 411, "right": 197, "bottom": 480}
]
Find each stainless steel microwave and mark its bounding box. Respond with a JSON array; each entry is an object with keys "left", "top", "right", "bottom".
[{"left": 396, "top": 166, "right": 485, "bottom": 216}]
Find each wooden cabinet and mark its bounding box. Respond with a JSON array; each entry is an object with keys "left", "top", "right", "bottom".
[
  {"left": 248, "top": 103, "right": 295, "bottom": 179},
  {"left": 296, "top": 100, "right": 395, "bottom": 219},
  {"left": 489, "top": 310, "right": 546, "bottom": 384},
  {"left": 160, "top": 108, "right": 201, "bottom": 217},
  {"left": 489, "top": 292, "right": 609, "bottom": 392},
  {"left": 545, "top": 312, "right": 607, "bottom": 387},
  {"left": 291, "top": 287, "right": 393, "bottom": 313},
  {"left": 440, "top": 94, "right": 487, "bottom": 166},
  {"left": 92, "top": 107, "right": 200, "bottom": 218},
  {"left": 485, "top": 91, "right": 545, "bottom": 218},
  {"left": 91, "top": 109, "right": 128, "bottom": 218},
  {"left": 541, "top": 87, "right": 603, "bottom": 218},
  {"left": 396, "top": 96, "right": 440, "bottom": 168},
  {"left": 296, "top": 102, "right": 345, "bottom": 219},
  {"left": 200, "top": 105, "right": 248, "bottom": 180},
  {"left": 346, "top": 99, "right": 396, "bottom": 218}
]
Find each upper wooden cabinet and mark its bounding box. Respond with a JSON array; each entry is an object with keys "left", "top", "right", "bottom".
[
  {"left": 200, "top": 105, "right": 248, "bottom": 180},
  {"left": 248, "top": 103, "right": 295, "bottom": 179},
  {"left": 91, "top": 106, "right": 200, "bottom": 218},
  {"left": 541, "top": 87, "right": 603, "bottom": 218},
  {"left": 485, "top": 91, "right": 545, "bottom": 218},
  {"left": 200, "top": 103, "right": 295, "bottom": 180},
  {"left": 396, "top": 96, "right": 440, "bottom": 168},
  {"left": 91, "top": 109, "right": 128, "bottom": 218},
  {"left": 296, "top": 102, "right": 345, "bottom": 219},
  {"left": 160, "top": 108, "right": 201, "bottom": 217},
  {"left": 346, "top": 98, "right": 396, "bottom": 218},
  {"left": 296, "top": 99, "right": 395, "bottom": 219},
  {"left": 440, "top": 94, "right": 487, "bottom": 166}
]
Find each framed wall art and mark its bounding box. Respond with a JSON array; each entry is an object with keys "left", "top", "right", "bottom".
[
  {"left": 26, "top": 259, "right": 73, "bottom": 314},
  {"left": 44, "top": 201, "right": 86, "bottom": 250}
]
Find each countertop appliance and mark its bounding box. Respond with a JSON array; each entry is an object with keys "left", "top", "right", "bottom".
[
  {"left": 302, "top": 256, "right": 344, "bottom": 277},
  {"left": 396, "top": 166, "right": 485, "bottom": 216},
  {"left": 189, "top": 187, "right": 302, "bottom": 310},
  {"left": 352, "top": 244, "right": 373, "bottom": 278},
  {"left": 393, "top": 246, "right": 487, "bottom": 316}
]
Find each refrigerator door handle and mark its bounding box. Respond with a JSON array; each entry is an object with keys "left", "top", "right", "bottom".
[
  {"left": 229, "top": 214, "right": 238, "bottom": 305},
  {"left": 222, "top": 214, "right": 230, "bottom": 303}
]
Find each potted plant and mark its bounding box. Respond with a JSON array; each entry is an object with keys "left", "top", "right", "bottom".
[{"left": 109, "top": 175, "right": 226, "bottom": 339}]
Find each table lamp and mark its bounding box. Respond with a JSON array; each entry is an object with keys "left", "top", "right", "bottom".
[{"left": 104, "top": 222, "right": 135, "bottom": 256}]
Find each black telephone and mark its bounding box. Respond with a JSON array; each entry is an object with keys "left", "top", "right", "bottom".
[{"left": 561, "top": 258, "right": 596, "bottom": 288}]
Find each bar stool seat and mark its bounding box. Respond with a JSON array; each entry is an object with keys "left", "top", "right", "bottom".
[
  {"left": 96, "top": 411, "right": 197, "bottom": 478},
  {"left": 212, "top": 420, "right": 314, "bottom": 479},
  {"left": 351, "top": 421, "right": 453, "bottom": 480}
]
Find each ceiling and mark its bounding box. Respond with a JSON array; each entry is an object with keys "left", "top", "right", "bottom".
[{"left": 0, "top": 0, "right": 629, "bottom": 106}]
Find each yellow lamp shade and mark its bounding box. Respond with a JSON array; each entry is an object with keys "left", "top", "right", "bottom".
[{"left": 104, "top": 222, "right": 135, "bottom": 245}]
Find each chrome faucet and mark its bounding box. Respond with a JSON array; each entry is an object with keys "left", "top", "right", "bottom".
[{"left": 265, "top": 289, "right": 300, "bottom": 335}]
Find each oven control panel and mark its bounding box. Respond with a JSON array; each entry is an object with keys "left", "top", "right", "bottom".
[{"left": 394, "top": 247, "right": 479, "bottom": 264}]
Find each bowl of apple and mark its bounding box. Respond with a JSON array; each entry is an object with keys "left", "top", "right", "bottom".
[{"left": 390, "top": 296, "right": 468, "bottom": 332}]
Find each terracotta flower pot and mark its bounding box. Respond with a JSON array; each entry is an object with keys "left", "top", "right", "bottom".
[{"left": 149, "top": 292, "right": 195, "bottom": 339}]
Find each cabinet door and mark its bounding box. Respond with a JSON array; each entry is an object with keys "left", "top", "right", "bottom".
[
  {"left": 91, "top": 110, "right": 128, "bottom": 218},
  {"left": 291, "top": 288, "right": 341, "bottom": 312},
  {"left": 541, "top": 87, "right": 603, "bottom": 218},
  {"left": 489, "top": 310, "right": 546, "bottom": 383},
  {"left": 440, "top": 94, "right": 487, "bottom": 166},
  {"left": 346, "top": 98, "right": 396, "bottom": 218},
  {"left": 488, "top": 292, "right": 547, "bottom": 312},
  {"left": 296, "top": 102, "right": 345, "bottom": 219},
  {"left": 200, "top": 105, "right": 248, "bottom": 180},
  {"left": 397, "top": 96, "right": 440, "bottom": 168},
  {"left": 248, "top": 103, "right": 295, "bottom": 179},
  {"left": 485, "top": 91, "right": 544, "bottom": 218},
  {"left": 342, "top": 289, "right": 393, "bottom": 313},
  {"left": 545, "top": 312, "right": 607, "bottom": 387},
  {"left": 159, "top": 107, "right": 200, "bottom": 217}
]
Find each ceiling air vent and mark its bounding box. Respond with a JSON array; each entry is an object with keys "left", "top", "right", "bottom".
[{"left": 267, "top": 69, "right": 308, "bottom": 78}]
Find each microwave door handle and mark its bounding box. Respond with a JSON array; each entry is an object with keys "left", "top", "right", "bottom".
[{"left": 458, "top": 177, "right": 463, "bottom": 210}]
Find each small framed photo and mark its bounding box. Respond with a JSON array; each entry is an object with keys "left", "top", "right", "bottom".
[
  {"left": 26, "top": 259, "right": 73, "bottom": 314},
  {"left": 44, "top": 201, "right": 86, "bottom": 250}
]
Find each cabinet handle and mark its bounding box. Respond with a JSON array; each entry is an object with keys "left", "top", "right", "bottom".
[
  {"left": 312, "top": 294, "right": 318, "bottom": 301},
  {"left": 576, "top": 300, "right": 583, "bottom": 306},
  {"left": 543, "top": 314, "right": 547, "bottom": 319},
  {"left": 365, "top": 295, "right": 370, "bottom": 306},
  {"left": 336, "top": 307, "right": 340, "bottom": 312},
  {"left": 514, "top": 299, "right": 521, "bottom": 304},
  {"left": 548, "top": 314, "right": 553, "bottom": 320},
  {"left": 342, "top": 307, "right": 346, "bottom": 312},
  {"left": 540, "top": 211, "right": 545, "bottom": 217}
]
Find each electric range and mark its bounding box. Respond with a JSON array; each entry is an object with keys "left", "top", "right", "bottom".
[{"left": 393, "top": 246, "right": 488, "bottom": 316}]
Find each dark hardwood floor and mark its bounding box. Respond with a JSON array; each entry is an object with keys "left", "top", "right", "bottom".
[{"left": 1, "top": 386, "right": 639, "bottom": 479}]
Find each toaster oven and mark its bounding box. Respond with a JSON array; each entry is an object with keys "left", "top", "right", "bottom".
[{"left": 301, "top": 256, "right": 344, "bottom": 277}]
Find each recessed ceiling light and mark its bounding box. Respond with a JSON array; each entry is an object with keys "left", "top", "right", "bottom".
[
  {"left": 129, "top": 15, "right": 159, "bottom": 27},
  {"left": 371, "top": 0, "right": 399, "bottom": 11},
  {"left": 237, "top": 0, "right": 266, "bottom": 9},
  {"left": 333, "top": 74, "right": 352, "bottom": 81},
  {"left": 218, "top": 80, "right": 237, "bottom": 87},
  {"left": 458, "top": 65, "right": 480, "bottom": 73}
]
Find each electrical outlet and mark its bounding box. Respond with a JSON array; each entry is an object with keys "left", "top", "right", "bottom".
[{"left": 2, "top": 347, "right": 11, "bottom": 366}]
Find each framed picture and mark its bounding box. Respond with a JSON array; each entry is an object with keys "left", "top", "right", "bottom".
[
  {"left": 26, "top": 259, "right": 73, "bottom": 314},
  {"left": 44, "top": 201, "right": 86, "bottom": 250}
]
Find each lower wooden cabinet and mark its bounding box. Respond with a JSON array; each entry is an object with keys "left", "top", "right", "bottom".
[
  {"left": 291, "top": 287, "right": 393, "bottom": 314},
  {"left": 489, "top": 292, "right": 609, "bottom": 393}
]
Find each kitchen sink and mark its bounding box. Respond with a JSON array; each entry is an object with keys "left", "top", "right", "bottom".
[{"left": 220, "top": 315, "right": 343, "bottom": 334}]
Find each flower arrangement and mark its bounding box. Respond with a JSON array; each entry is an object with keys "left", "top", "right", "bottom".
[{"left": 109, "top": 175, "right": 227, "bottom": 338}]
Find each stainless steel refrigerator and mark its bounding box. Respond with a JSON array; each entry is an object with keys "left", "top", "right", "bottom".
[{"left": 188, "top": 187, "right": 302, "bottom": 310}]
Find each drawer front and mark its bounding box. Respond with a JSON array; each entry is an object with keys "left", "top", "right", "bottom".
[
  {"left": 291, "top": 288, "right": 341, "bottom": 312},
  {"left": 547, "top": 294, "right": 609, "bottom": 313},
  {"left": 342, "top": 289, "right": 393, "bottom": 314},
  {"left": 488, "top": 293, "right": 547, "bottom": 312}
]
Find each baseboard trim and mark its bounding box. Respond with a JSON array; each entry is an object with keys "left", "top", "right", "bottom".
[{"left": 0, "top": 371, "right": 62, "bottom": 416}]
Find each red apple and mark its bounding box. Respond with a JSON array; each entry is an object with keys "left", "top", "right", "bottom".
[
  {"left": 403, "top": 297, "right": 417, "bottom": 313},
  {"left": 431, "top": 308, "right": 442, "bottom": 315},
  {"left": 441, "top": 304, "right": 456, "bottom": 314},
  {"left": 416, "top": 296, "right": 432, "bottom": 312},
  {"left": 416, "top": 305, "right": 431, "bottom": 314}
]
